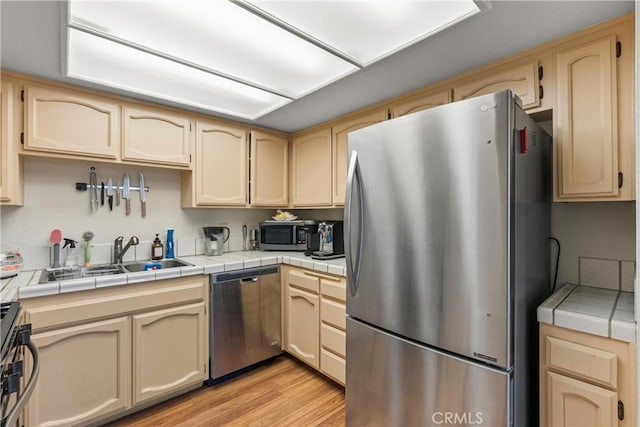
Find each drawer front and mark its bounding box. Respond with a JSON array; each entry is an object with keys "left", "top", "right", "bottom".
[
  {"left": 288, "top": 269, "right": 319, "bottom": 293},
  {"left": 321, "top": 348, "right": 345, "bottom": 385},
  {"left": 547, "top": 336, "right": 618, "bottom": 389},
  {"left": 321, "top": 298, "right": 346, "bottom": 330},
  {"left": 320, "top": 277, "right": 346, "bottom": 302},
  {"left": 321, "top": 323, "right": 346, "bottom": 357}
]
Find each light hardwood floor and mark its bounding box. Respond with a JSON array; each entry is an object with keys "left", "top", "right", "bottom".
[{"left": 106, "top": 355, "right": 345, "bottom": 427}]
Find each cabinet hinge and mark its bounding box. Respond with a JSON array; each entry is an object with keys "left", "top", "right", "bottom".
[
  {"left": 387, "top": 109, "right": 392, "bottom": 120},
  {"left": 539, "top": 85, "right": 544, "bottom": 100},
  {"left": 20, "top": 89, "right": 24, "bottom": 102},
  {"left": 189, "top": 123, "right": 192, "bottom": 132},
  {"left": 618, "top": 400, "right": 624, "bottom": 421},
  {"left": 616, "top": 41, "right": 622, "bottom": 58},
  {"left": 618, "top": 172, "right": 623, "bottom": 189},
  {"left": 190, "top": 154, "right": 192, "bottom": 163},
  {"left": 538, "top": 65, "right": 543, "bottom": 80},
  {"left": 20, "top": 132, "right": 24, "bottom": 144}
]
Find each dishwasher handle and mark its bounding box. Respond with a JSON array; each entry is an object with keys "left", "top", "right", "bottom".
[
  {"left": 241, "top": 277, "right": 259, "bottom": 283},
  {"left": 210, "top": 266, "right": 278, "bottom": 283}
]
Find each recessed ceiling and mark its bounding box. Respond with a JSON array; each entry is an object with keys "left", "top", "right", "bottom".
[{"left": 66, "top": 0, "right": 482, "bottom": 119}]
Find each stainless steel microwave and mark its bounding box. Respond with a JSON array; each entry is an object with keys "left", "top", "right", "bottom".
[{"left": 259, "top": 220, "right": 314, "bottom": 251}]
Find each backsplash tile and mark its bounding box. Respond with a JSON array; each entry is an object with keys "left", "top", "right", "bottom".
[
  {"left": 177, "top": 238, "right": 196, "bottom": 257},
  {"left": 579, "top": 257, "right": 619, "bottom": 290},
  {"left": 18, "top": 246, "right": 51, "bottom": 270},
  {"left": 135, "top": 241, "right": 153, "bottom": 261},
  {"left": 90, "top": 243, "right": 113, "bottom": 265},
  {"left": 620, "top": 261, "right": 635, "bottom": 292}
]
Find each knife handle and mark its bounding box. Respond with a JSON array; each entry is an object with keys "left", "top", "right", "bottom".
[
  {"left": 141, "top": 201, "right": 146, "bottom": 218},
  {"left": 108, "top": 195, "right": 113, "bottom": 211},
  {"left": 125, "top": 199, "right": 131, "bottom": 216},
  {"left": 116, "top": 189, "right": 120, "bottom": 206}
]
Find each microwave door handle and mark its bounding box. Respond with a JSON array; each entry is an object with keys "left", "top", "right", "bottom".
[{"left": 345, "top": 151, "right": 363, "bottom": 297}]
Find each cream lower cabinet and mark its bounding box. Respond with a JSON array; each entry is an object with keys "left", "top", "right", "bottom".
[
  {"left": 22, "top": 276, "right": 209, "bottom": 426},
  {"left": 287, "top": 286, "right": 320, "bottom": 369},
  {"left": 133, "top": 302, "right": 207, "bottom": 405},
  {"left": 331, "top": 109, "right": 387, "bottom": 205},
  {"left": 23, "top": 83, "right": 120, "bottom": 159},
  {"left": 319, "top": 275, "right": 346, "bottom": 385},
  {"left": 553, "top": 18, "right": 634, "bottom": 201},
  {"left": 0, "top": 77, "right": 23, "bottom": 205},
  {"left": 27, "top": 317, "right": 131, "bottom": 426},
  {"left": 122, "top": 105, "right": 192, "bottom": 167},
  {"left": 291, "top": 127, "right": 332, "bottom": 207},
  {"left": 283, "top": 266, "right": 346, "bottom": 384},
  {"left": 250, "top": 130, "right": 288, "bottom": 206},
  {"left": 540, "top": 323, "right": 637, "bottom": 427}
]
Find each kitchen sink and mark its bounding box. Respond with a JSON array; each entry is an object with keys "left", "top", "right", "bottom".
[
  {"left": 38, "top": 264, "right": 126, "bottom": 283},
  {"left": 121, "top": 259, "right": 192, "bottom": 272}
]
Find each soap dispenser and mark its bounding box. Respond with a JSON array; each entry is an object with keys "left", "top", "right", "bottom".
[
  {"left": 151, "top": 234, "right": 164, "bottom": 261},
  {"left": 63, "top": 238, "right": 83, "bottom": 267}
]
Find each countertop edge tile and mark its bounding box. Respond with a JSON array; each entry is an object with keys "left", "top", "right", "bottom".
[
  {"left": 554, "top": 306, "right": 611, "bottom": 338},
  {"left": 59, "top": 278, "right": 96, "bottom": 294},
  {"left": 19, "top": 282, "right": 60, "bottom": 299},
  {"left": 610, "top": 318, "right": 637, "bottom": 343}
]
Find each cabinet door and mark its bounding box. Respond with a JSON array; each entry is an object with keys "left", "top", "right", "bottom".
[
  {"left": 123, "top": 105, "right": 192, "bottom": 167},
  {"left": 250, "top": 130, "right": 288, "bottom": 206},
  {"left": 24, "top": 84, "right": 120, "bottom": 158},
  {"left": 26, "top": 317, "right": 131, "bottom": 426},
  {"left": 389, "top": 89, "right": 451, "bottom": 118},
  {"left": 291, "top": 128, "right": 332, "bottom": 206},
  {"left": 547, "top": 372, "right": 618, "bottom": 427},
  {"left": 453, "top": 60, "right": 541, "bottom": 109},
  {"left": 287, "top": 286, "right": 319, "bottom": 368},
  {"left": 554, "top": 36, "right": 618, "bottom": 199},
  {"left": 332, "top": 109, "right": 387, "bottom": 205},
  {"left": 194, "top": 120, "right": 248, "bottom": 206},
  {"left": 132, "top": 302, "right": 207, "bottom": 406},
  {"left": 0, "top": 78, "right": 23, "bottom": 205}
]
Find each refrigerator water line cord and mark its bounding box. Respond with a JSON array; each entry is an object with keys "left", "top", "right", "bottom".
[{"left": 548, "top": 237, "right": 561, "bottom": 295}]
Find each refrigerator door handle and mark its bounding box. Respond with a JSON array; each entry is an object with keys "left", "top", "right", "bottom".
[{"left": 345, "top": 151, "right": 363, "bottom": 296}]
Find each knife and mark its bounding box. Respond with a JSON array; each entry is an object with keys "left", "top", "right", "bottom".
[
  {"left": 115, "top": 179, "right": 120, "bottom": 206},
  {"left": 106, "top": 178, "right": 114, "bottom": 211},
  {"left": 139, "top": 172, "right": 146, "bottom": 218},
  {"left": 100, "top": 182, "right": 105, "bottom": 206},
  {"left": 123, "top": 173, "right": 131, "bottom": 216}
]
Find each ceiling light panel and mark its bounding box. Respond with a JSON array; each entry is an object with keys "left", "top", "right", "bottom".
[
  {"left": 246, "top": 0, "right": 481, "bottom": 65},
  {"left": 68, "top": 0, "right": 357, "bottom": 99},
  {"left": 67, "top": 28, "right": 291, "bottom": 119}
]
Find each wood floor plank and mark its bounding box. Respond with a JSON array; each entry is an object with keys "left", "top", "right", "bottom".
[{"left": 105, "top": 356, "right": 345, "bottom": 427}]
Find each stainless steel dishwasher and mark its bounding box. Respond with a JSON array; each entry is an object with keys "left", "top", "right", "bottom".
[{"left": 209, "top": 266, "right": 282, "bottom": 382}]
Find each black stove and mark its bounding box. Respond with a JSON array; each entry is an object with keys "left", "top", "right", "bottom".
[{"left": 0, "top": 302, "right": 21, "bottom": 362}]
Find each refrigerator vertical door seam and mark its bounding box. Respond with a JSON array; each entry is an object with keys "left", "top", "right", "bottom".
[{"left": 345, "top": 151, "right": 363, "bottom": 296}]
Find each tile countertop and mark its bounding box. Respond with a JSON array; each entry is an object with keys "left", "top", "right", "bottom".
[
  {"left": 537, "top": 284, "right": 636, "bottom": 343},
  {"left": 0, "top": 251, "right": 346, "bottom": 302}
]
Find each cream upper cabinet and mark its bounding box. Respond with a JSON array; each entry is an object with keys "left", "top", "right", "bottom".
[
  {"left": 540, "top": 323, "right": 637, "bottom": 427},
  {"left": 291, "top": 127, "right": 332, "bottom": 207},
  {"left": 332, "top": 109, "right": 387, "bottom": 205},
  {"left": 553, "top": 17, "right": 634, "bottom": 201},
  {"left": 188, "top": 120, "right": 248, "bottom": 206},
  {"left": 453, "top": 59, "right": 541, "bottom": 109},
  {"left": 132, "top": 302, "right": 207, "bottom": 406},
  {"left": 123, "top": 105, "right": 192, "bottom": 167},
  {"left": 287, "top": 286, "right": 320, "bottom": 369},
  {"left": 23, "top": 84, "right": 120, "bottom": 159},
  {"left": 0, "top": 78, "right": 23, "bottom": 205},
  {"left": 250, "top": 130, "right": 288, "bottom": 206},
  {"left": 389, "top": 89, "right": 451, "bottom": 118},
  {"left": 27, "top": 317, "right": 132, "bottom": 427}
]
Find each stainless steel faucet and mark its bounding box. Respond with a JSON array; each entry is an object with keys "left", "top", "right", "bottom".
[{"left": 113, "top": 236, "right": 140, "bottom": 264}]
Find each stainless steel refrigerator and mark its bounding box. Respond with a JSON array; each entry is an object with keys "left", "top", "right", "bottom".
[{"left": 344, "top": 90, "right": 551, "bottom": 427}]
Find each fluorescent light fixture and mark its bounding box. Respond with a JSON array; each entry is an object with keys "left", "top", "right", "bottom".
[
  {"left": 67, "top": 28, "right": 291, "bottom": 120},
  {"left": 66, "top": 0, "right": 484, "bottom": 119},
  {"left": 69, "top": 0, "right": 357, "bottom": 99},
  {"left": 246, "top": 0, "right": 482, "bottom": 65}
]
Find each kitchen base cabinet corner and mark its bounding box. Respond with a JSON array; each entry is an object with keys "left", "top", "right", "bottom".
[
  {"left": 540, "top": 323, "right": 637, "bottom": 427},
  {"left": 22, "top": 275, "right": 209, "bottom": 426}
]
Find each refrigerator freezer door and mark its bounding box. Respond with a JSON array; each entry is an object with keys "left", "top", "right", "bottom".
[
  {"left": 346, "top": 91, "right": 513, "bottom": 367},
  {"left": 346, "top": 318, "right": 511, "bottom": 427}
]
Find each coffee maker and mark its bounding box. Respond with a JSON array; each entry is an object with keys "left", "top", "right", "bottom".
[
  {"left": 300, "top": 220, "right": 320, "bottom": 256},
  {"left": 311, "top": 220, "right": 344, "bottom": 260},
  {"left": 203, "top": 226, "right": 230, "bottom": 256}
]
